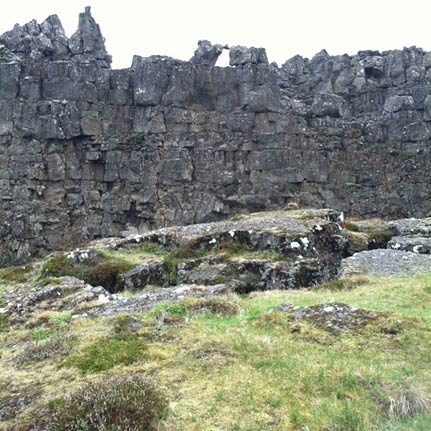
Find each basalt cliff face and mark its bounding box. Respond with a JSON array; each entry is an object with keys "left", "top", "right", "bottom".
[{"left": 1, "top": 7, "right": 431, "bottom": 266}]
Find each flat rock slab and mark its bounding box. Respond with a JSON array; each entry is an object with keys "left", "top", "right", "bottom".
[
  {"left": 95, "top": 208, "right": 342, "bottom": 250},
  {"left": 274, "top": 301, "right": 381, "bottom": 332},
  {"left": 391, "top": 218, "right": 431, "bottom": 236},
  {"left": 388, "top": 235, "right": 431, "bottom": 254},
  {"left": 341, "top": 249, "right": 431, "bottom": 277},
  {"left": 85, "top": 283, "right": 231, "bottom": 316}
]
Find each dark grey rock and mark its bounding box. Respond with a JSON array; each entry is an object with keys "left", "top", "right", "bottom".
[
  {"left": 69, "top": 6, "right": 111, "bottom": 65},
  {"left": 229, "top": 46, "right": 268, "bottom": 66},
  {"left": 121, "top": 261, "right": 165, "bottom": 290},
  {"left": 311, "top": 92, "right": 350, "bottom": 118},
  {"left": 2, "top": 7, "right": 431, "bottom": 267},
  {"left": 190, "top": 40, "right": 227, "bottom": 66}
]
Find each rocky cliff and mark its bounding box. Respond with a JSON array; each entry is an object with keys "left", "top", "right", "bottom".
[{"left": 1, "top": 7, "right": 431, "bottom": 266}]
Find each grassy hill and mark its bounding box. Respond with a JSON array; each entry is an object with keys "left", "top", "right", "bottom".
[{"left": 1, "top": 266, "right": 430, "bottom": 430}]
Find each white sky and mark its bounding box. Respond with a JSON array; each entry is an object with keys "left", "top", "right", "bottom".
[{"left": 1, "top": 0, "right": 431, "bottom": 69}]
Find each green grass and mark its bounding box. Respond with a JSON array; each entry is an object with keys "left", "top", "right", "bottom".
[
  {"left": 367, "top": 228, "right": 397, "bottom": 245},
  {"left": 30, "top": 326, "right": 51, "bottom": 344},
  {"left": 2, "top": 272, "right": 431, "bottom": 430},
  {"left": 0, "top": 264, "right": 34, "bottom": 283},
  {"left": 138, "top": 242, "right": 169, "bottom": 256},
  {"left": 62, "top": 335, "right": 148, "bottom": 374}
]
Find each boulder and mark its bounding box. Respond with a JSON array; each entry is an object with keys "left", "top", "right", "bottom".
[
  {"left": 190, "top": 40, "right": 227, "bottom": 66},
  {"left": 229, "top": 45, "right": 268, "bottom": 66}
]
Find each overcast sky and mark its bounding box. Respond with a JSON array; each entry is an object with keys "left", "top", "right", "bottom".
[{"left": 1, "top": 0, "right": 431, "bottom": 69}]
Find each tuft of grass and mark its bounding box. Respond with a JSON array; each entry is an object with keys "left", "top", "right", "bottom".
[
  {"left": 169, "top": 242, "right": 206, "bottom": 260},
  {"left": 150, "top": 296, "right": 241, "bottom": 319},
  {"left": 180, "top": 295, "right": 241, "bottom": 317},
  {"left": 385, "top": 383, "right": 431, "bottom": 419},
  {"left": 162, "top": 255, "right": 180, "bottom": 286},
  {"left": 44, "top": 374, "right": 168, "bottom": 431},
  {"left": 151, "top": 301, "right": 189, "bottom": 317},
  {"left": 222, "top": 242, "right": 252, "bottom": 256},
  {"left": 62, "top": 335, "right": 147, "bottom": 374},
  {"left": 228, "top": 214, "right": 245, "bottom": 222},
  {"left": 40, "top": 255, "right": 75, "bottom": 279},
  {"left": 49, "top": 312, "right": 72, "bottom": 327},
  {"left": 316, "top": 274, "right": 370, "bottom": 291},
  {"left": 0, "top": 264, "right": 34, "bottom": 283},
  {"left": 39, "top": 277, "right": 62, "bottom": 287},
  {"left": 30, "top": 326, "right": 51, "bottom": 344}
]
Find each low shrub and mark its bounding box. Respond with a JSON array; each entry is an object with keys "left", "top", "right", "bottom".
[
  {"left": 0, "top": 313, "right": 10, "bottom": 333},
  {"left": 40, "top": 253, "right": 136, "bottom": 293},
  {"left": 16, "top": 335, "right": 74, "bottom": 364},
  {"left": 85, "top": 260, "right": 134, "bottom": 292},
  {"left": 128, "top": 129, "right": 145, "bottom": 143},
  {"left": 45, "top": 374, "right": 168, "bottom": 431},
  {"left": 342, "top": 222, "right": 360, "bottom": 232}
]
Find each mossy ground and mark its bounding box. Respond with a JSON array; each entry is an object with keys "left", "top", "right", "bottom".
[{"left": 1, "top": 261, "right": 431, "bottom": 429}]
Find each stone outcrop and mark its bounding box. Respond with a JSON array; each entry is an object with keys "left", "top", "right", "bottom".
[
  {"left": 2, "top": 7, "right": 431, "bottom": 266},
  {"left": 0, "top": 209, "right": 347, "bottom": 319}
]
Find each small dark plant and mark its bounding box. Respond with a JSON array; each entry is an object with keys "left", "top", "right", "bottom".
[
  {"left": 162, "top": 255, "right": 180, "bottom": 286},
  {"left": 128, "top": 129, "right": 145, "bottom": 143}
]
